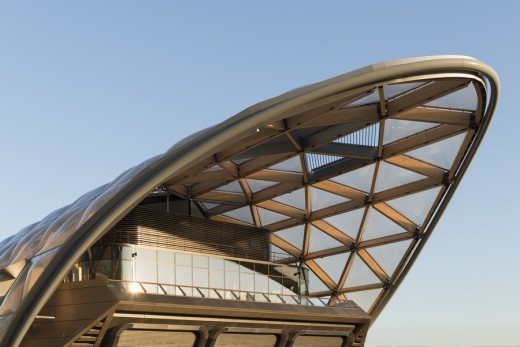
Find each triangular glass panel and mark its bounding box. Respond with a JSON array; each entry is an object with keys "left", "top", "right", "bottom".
[
  {"left": 273, "top": 188, "right": 306, "bottom": 210},
  {"left": 347, "top": 288, "right": 382, "bottom": 313},
  {"left": 215, "top": 180, "right": 243, "bottom": 193},
  {"left": 361, "top": 207, "right": 407, "bottom": 241},
  {"left": 199, "top": 202, "right": 221, "bottom": 210},
  {"left": 306, "top": 266, "right": 330, "bottom": 293},
  {"left": 375, "top": 161, "right": 426, "bottom": 193},
  {"left": 308, "top": 225, "right": 344, "bottom": 253},
  {"left": 383, "top": 119, "right": 439, "bottom": 145},
  {"left": 268, "top": 156, "right": 302, "bottom": 173},
  {"left": 314, "top": 253, "right": 349, "bottom": 284},
  {"left": 383, "top": 82, "right": 426, "bottom": 100},
  {"left": 203, "top": 164, "right": 223, "bottom": 172},
  {"left": 342, "top": 89, "right": 379, "bottom": 107},
  {"left": 424, "top": 83, "right": 477, "bottom": 110},
  {"left": 270, "top": 245, "right": 291, "bottom": 262},
  {"left": 367, "top": 239, "right": 412, "bottom": 278},
  {"left": 406, "top": 132, "right": 467, "bottom": 169},
  {"left": 246, "top": 179, "right": 279, "bottom": 193},
  {"left": 310, "top": 186, "right": 350, "bottom": 211},
  {"left": 222, "top": 206, "right": 254, "bottom": 225},
  {"left": 386, "top": 187, "right": 441, "bottom": 225},
  {"left": 343, "top": 254, "right": 381, "bottom": 288},
  {"left": 335, "top": 123, "right": 379, "bottom": 147},
  {"left": 257, "top": 207, "right": 290, "bottom": 226},
  {"left": 305, "top": 153, "right": 343, "bottom": 171},
  {"left": 232, "top": 158, "right": 251, "bottom": 165},
  {"left": 322, "top": 208, "right": 365, "bottom": 239},
  {"left": 330, "top": 163, "right": 376, "bottom": 193},
  {"left": 274, "top": 225, "right": 305, "bottom": 250}
]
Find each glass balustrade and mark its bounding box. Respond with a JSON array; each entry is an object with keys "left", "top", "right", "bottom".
[{"left": 64, "top": 244, "right": 324, "bottom": 305}]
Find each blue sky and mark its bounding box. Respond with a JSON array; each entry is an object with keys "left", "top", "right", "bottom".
[{"left": 1, "top": 2, "right": 518, "bottom": 346}]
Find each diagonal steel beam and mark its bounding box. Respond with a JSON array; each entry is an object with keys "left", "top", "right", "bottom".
[
  {"left": 179, "top": 169, "right": 232, "bottom": 184},
  {"left": 339, "top": 283, "right": 385, "bottom": 294},
  {"left": 299, "top": 105, "right": 379, "bottom": 128},
  {"left": 255, "top": 200, "right": 306, "bottom": 220},
  {"left": 305, "top": 260, "right": 336, "bottom": 290},
  {"left": 357, "top": 249, "right": 389, "bottom": 283},
  {"left": 312, "top": 180, "right": 367, "bottom": 202},
  {"left": 393, "top": 107, "right": 472, "bottom": 125},
  {"left": 358, "top": 232, "right": 413, "bottom": 249},
  {"left": 311, "top": 220, "right": 355, "bottom": 246},
  {"left": 337, "top": 251, "right": 355, "bottom": 289},
  {"left": 385, "top": 155, "right": 445, "bottom": 180},
  {"left": 372, "top": 178, "right": 441, "bottom": 203},
  {"left": 387, "top": 79, "right": 469, "bottom": 116},
  {"left": 373, "top": 203, "right": 417, "bottom": 233},
  {"left": 197, "top": 191, "right": 247, "bottom": 204},
  {"left": 383, "top": 124, "right": 467, "bottom": 158},
  {"left": 270, "top": 234, "right": 302, "bottom": 258},
  {"left": 247, "top": 170, "right": 302, "bottom": 184}
]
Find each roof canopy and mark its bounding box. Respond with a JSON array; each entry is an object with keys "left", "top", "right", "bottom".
[{"left": 0, "top": 56, "right": 499, "bottom": 346}]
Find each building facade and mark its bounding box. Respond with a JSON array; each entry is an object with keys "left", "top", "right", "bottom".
[{"left": 0, "top": 56, "right": 499, "bottom": 347}]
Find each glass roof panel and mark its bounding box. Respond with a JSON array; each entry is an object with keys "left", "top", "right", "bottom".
[
  {"left": 343, "top": 90, "right": 379, "bottom": 107},
  {"left": 343, "top": 254, "right": 381, "bottom": 288},
  {"left": 406, "top": 132, "right": 467, "bottom": 169},
  {"left": 270, "top": 245, "right": 291, "bottom": 261},
  {"left": 268, "top": 156, "right": 302, "bottom": 173},
  {"left": 322, "top": 208, "right": 365, "bottom": 239},
  {"left": 273, "top": 188, "right": 306, "bottom": 210},
  {"left": 199, "top": 202, "right": 221, "bottom": 210},
  {"left": 257, "top": 207, "right": 290, "bottom": 226},
  {"left": 367, "top": 239, "right": 412, "bottom": 278},
  {"left": 215, "top": 181, "right": 243, "bottom": 193},
  {"left": 361, "top": 207, "right": 406, "bottom": 241},
  {"left": 386, "top": 187, "right": 442, "bottom": 225},
  {"left": 274, "top": 225, "right": 305, "bottom": 250},
  {"left": 246, "top": 179, "right": 279, "bottom": 193},
  {"left": 310, "top": 187, "right": 350, "bottom": 211},
  {"left": 383, "top": 119, "right": 439, "bottom": 145},
  {"left": 308, "top": 225, "right": 344, "bottom": 253},
  {"left": 306, "top": 266, "right": 330, "bottom": 293},
  {"left": 347, "top": 288, "right": 382, "bottom": 313},
  {"left": 375, "top": 161, "right": 426, "bottom": 193},
  {"left": 222, "top": 206, "right": 254, "bottom": 225},
  {"left": 383, "top": 82, "right": 425, "bottom": 100},
  {"left": 330, "top": 164, "right": 376, "bottom": 193},
  {"left": 314, "top": 253, "right": 349, "bottom": 283},
  {"left": 424, "top": 83, "right": 477, "bottom": 110},
  {"left": 203, "top": 164, "right": 222, "bottom": 172}
]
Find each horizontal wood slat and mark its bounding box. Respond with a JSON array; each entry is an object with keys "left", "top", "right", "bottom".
[{"left": 102, "top": 206, "right": 270, "bottom": 261}]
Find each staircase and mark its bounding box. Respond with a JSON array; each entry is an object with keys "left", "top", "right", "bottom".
[
  {"left": 351, "top": 327, "right": 367, "bottom": 347},
  {"left": 70, "top": 319, "right": 105, "bottom": 347}
]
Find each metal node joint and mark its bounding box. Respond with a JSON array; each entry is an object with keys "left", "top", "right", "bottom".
[
  {"left": 412, "top": 227, "right": 421, "bottom": 241},
  {"left": 470, "top": 112, "right": 479, "bottom": 130},
  {"left": 442, "top": 171, "right": 451, "bottom": 187}
]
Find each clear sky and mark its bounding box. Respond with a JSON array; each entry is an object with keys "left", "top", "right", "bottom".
[{"left": 0, "top": 2, "right": 518, "bottom": 346}]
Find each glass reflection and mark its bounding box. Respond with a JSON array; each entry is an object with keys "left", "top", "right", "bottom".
[{"left": 66, "top": 245, "right": 309, "bottom": 301}]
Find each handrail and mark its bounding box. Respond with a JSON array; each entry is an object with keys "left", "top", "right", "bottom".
[{"left": 107, "top": 279, "right": 353, "bottom": 308}]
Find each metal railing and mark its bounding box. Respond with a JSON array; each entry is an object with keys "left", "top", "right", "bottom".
[
  {"left": 102, "top": 231, "right": 295, "bottom": 263},
  {"left": 108, "top": 279, "right": 351, "bottom": 307}
]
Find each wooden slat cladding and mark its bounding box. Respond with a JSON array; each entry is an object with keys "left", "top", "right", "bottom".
[{"left": 102, "top": 206, "right": 270, "bottom": 261}]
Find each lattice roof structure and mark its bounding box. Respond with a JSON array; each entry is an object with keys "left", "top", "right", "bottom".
[{"left": 0, "top": 55, "right": 499, "bottom": 347}]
